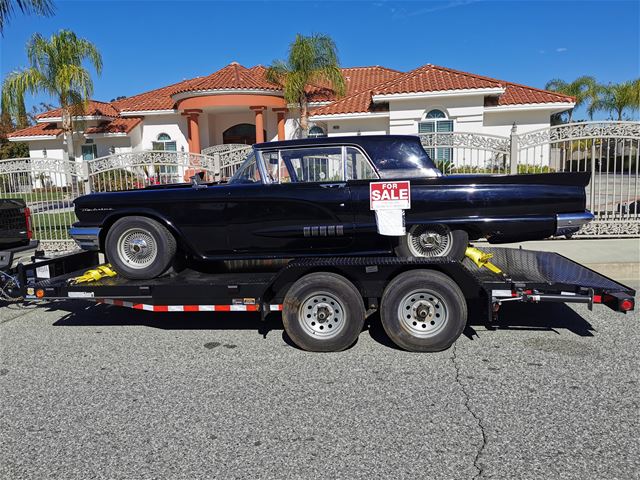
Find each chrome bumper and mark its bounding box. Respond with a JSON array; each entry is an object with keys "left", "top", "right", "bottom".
[
  {"left": 69, "top": 226, "right": 101, "bottom": 250},
  {"left": 555, "top": 211, "right": 594, "bottom": 236}
]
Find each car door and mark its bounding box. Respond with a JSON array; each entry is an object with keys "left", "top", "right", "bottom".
[{"left": 225, "top": 146, "right": 354, "bottom": 257}]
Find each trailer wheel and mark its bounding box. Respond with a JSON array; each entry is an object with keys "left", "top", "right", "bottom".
[
  {"left": 105, "top": 216, "right": 176, "bottom": 280},
  {"left": 380, "top": 270, "right": 467, "bottom": 352},
  {"left": 283, "top": 272, "right": 365, "bottom": 352}
]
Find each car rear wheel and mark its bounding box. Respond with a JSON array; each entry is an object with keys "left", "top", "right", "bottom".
[
  {"left": 105, "top": 216, "right": 176, "bottom": 280},
  {"left": 282, "top": 272, "right": 366, "bottom": 352},
  {"left": 395, "top": 224, "right": 468, "bottom": 260},
  {"left": 380, "top": 270, "right": 467, "bottom": 352}
]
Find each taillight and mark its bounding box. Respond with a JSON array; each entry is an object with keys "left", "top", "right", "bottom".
[
  {"left": 620, "top": 299, "right": 634, "bottom": 312},
  {"left": 24, "top": 207, "right": 33, "bottom": 240}
]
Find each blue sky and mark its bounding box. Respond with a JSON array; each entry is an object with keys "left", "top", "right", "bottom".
[{"left": 1, "top": 0, "right": 639, "bottom": 120}]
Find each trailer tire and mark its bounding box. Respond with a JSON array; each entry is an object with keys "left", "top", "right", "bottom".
[
  {"left": 105, "top": 216, "right": 176, "bottom": 280},
  {"left": 380, "top": 270, "right": 467, "bottom": 352},
  {"left": 283, "top": 272, "right": 365, "bottom": 352}
]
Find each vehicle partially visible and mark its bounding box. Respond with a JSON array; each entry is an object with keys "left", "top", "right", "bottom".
[{"left": 0, "top": 199, "right": 39, "bottom": 272}]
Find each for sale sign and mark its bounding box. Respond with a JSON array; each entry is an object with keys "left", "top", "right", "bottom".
[{"left": 369, "top": 181, "right": 411, "bottom": 210}]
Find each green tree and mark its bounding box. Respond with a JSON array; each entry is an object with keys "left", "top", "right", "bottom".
[
  {"left": 545, "top": 76, "right": 599, "bottom": 122},
  {"left": 600, "top": 80, "right": 640, "bottom": 120},
  {"left": 0, "top": 0, "right": 54, "bottom": 33},
  {"left": 2, "top": 30, "right": 102, "bottom": 160},
  {"left": 266, "top": 33, "right": 346, "bottom": 136}
]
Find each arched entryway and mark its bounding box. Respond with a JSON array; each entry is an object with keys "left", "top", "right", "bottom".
[{"left": 223, "top": 123, "right": 267, "bottom": 145}]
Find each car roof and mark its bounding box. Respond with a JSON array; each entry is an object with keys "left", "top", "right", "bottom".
[{"left": 254, "top": 134, "right": 421, "bottom": 150}]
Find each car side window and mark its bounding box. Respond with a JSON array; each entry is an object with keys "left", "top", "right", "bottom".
[
  {"left": 231, "top": 152, "right": 261, "bottom": 183},
  {"left": 279, "top": 147, "right": 344, "bottom": 183},
  {"left": 261, "top": 151, "right": 280, "bottom": 183},
  {"left": 345, "top": 147, "right": 378, "bottom": 180}
]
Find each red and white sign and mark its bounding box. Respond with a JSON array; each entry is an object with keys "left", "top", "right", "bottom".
[{"left": 370, "top": 181, "right": 411, "bottom": 210}]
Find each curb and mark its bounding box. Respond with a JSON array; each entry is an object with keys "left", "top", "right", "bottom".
[{"left": 583, "top": 263, "right": 640, "bottom": 283}]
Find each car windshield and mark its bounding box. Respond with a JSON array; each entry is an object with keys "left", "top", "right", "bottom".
[
  {"left": 364, "top": 137, "right": 441, "bottom": 178},
  {"left": 228, "top": 150, "right": 261, "bottom": 184}
]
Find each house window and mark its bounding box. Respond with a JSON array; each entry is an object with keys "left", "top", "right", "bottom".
[
  {"left": 308, "top": 125, "right": 326, "bottom": 138},
  {"left": 81, "top": 144, "right": 98, "bottom": 160},
  {"left": 418, "top": 109, "right": 453, "bottom": 163},
  {"left": 152, "top": 133, "right": 177, "bottom": 151}
]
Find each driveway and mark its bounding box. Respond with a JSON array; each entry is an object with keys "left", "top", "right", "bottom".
[{"left": 1, "top": 292, "right": 638, "bottom": 479}]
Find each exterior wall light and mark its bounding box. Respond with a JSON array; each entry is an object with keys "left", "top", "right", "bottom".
[{"left": 42, "top": 149, "right": 47, "bottom": 158}]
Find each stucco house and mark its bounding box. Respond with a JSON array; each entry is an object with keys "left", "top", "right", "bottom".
[{"left": 8, "top": 62, "right": 574, "bottom": 161}]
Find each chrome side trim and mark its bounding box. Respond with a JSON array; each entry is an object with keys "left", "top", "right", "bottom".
[
  {"left": 69, "top": 226, "right": 101, "bottom": 250},
  {"left": 555, "top": 211, "right": 594, "bottom": 236}
]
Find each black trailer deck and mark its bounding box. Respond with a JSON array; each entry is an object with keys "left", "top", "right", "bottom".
[{"left": 16, "top": 247, "right": 636, "bottom": 316}]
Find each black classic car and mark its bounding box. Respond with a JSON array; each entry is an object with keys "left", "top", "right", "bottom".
[{"left": 71, "top": 135, "right": 593, "bottom": 279}]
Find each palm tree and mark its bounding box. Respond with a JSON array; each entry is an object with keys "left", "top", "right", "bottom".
[
  {"left": 0, "top": 0, "right": 54, "bottom": 33},
  {"left": 545, "top": 76, "right": 599, "bottom": 122},
  {"left": 2, "top": 30, "right": 102, "bottom": 160},
  {"left": 600, "top": 81, "right": 640, "bottom": 121},
  {"left": 266, "top": 34, "right": 346, "bottom": 136}
]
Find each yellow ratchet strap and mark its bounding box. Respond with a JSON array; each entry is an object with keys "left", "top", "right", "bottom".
[
  {"left": 68, "top": 264, "right": 117, "bottom": 285},
  {"left": 465, "top": 246, "right": 503, "bottom": 275}
]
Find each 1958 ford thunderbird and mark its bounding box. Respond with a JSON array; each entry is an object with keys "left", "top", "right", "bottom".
[{"left": 71, "top": 135, "right": 593, "bottom": 279}]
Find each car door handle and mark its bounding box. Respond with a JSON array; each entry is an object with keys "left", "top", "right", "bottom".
[{"left": 320, "top": 183, "right": 346, "bottom": 189}]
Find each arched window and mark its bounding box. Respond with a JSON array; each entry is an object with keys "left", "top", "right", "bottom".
[
  {"left": 418, "top": 109, "right": 453, "bottom": 163},
  {"left": 152, "top": 133, "right": 177, "bottom": 151},
  {"left": 308, "top": 125, "right": 326, "bottom": 138}
]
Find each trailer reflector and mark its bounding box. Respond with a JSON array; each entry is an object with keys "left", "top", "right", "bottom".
[{"left": 96, "top": 298, "right": 262, "bottom": 312}]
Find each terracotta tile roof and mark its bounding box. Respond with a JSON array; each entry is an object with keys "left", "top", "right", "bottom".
[
  {"left": 28, "top": 63, "right": 574, "bottom": 121},
  {"left": 312, "top": 64, "right": 573, "bottom": 116},
  {"left": 306, "top": 66, "right": 403, "bottom": 102},
  {"left": 36, "top": 100, "right": 119, "bottom": 119},
  {"left": 374, "top": 64, "right": 503, "bottom": 95},
  {"left": 7, "top": 122, "right": 63, "bottom": 138},
  {"left": 172, "top": 62, "right": 279, "bottom": 94},
  {"left": 497, "top": 81, "right": 574, "bottom": 105},
  {"left": 85, "top": 117, "right": 142, "bottom": 134},
  {"left": 111, "top": 78, "right": 197, "bottom": 112}
]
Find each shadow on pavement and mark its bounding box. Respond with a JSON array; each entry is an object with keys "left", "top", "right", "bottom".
[{"left": 46, "top": 297, "right": 595, "bottom": 350}]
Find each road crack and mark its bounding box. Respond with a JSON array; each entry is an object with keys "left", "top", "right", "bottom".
[{"left": 451, "top": 342, "right": 487, "bottom": 479}]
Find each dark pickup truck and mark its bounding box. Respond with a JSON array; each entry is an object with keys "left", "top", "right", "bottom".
[{"left": 0, "top": 199, "right": 38, "bottom": 271}]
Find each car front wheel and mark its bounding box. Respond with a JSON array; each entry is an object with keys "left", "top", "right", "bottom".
[
  {"left": 105, "top": 216, "right": 176, "bottom": 280},
  {"left": 395, "top": 224, "right": 468, "bottom": 260}
]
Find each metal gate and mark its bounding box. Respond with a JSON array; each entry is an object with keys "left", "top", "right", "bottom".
[
  {"left": 0, "top": 157, "right": 82, "bottom": 252},
  {"left": 517, "top": 122, "right": 640, "bottom": 237}
]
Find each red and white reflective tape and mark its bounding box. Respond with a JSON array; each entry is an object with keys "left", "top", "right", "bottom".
[{"left": 95, "top": 298, "right": 275, "bottom": 312}]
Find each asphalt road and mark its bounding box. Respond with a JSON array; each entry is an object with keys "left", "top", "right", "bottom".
[{"left": 1, "top": 289, "right": 639, "bottom": 480}]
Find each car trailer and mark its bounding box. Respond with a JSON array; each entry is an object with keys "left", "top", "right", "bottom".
[{"left": 6, "top": 247, "right": 636, "bottom": 352}]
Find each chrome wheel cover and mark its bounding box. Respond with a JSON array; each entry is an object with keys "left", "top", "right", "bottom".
[
  {"left": 116, "top": 228, "right": 158, "bottom": 269},
  {"left": 407, "top": 224, "right": 453, "bottom": 257},
  {"left": 299, "top": 292, "right": 346, "bottom": 339},
  {"left": 397, "top": 289, "right": 448, "bottom": 338}
]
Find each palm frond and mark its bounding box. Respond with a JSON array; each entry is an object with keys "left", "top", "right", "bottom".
[{"left": 0, "top": 0, "right": 55, "bottom": 34}]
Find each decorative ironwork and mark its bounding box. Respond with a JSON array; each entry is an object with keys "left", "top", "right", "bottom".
[
  {"left": 418, "top": 132, "right": 509, "bottom": 153},
  {"left": 86, "top": 151, "right": 217, "bottom": 175},
  {"left": 520, "top": 121, "right": 640, "bottom": 147},
  {"left": 576, "top": 220, "right": 640, "bottom": 237},
  {"left": 202, "top": 143, "right": 250, "bottom": 155},
  {"left": 0, "top": 157, "right": 79, "bottom": 174}
]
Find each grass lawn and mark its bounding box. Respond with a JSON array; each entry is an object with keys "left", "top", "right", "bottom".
[
  {"left": 1, "top": 191, "right": 69, "bottom": 203},
  {"left": 32, "top": 211, "right": 76, "bottom": 240}
]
